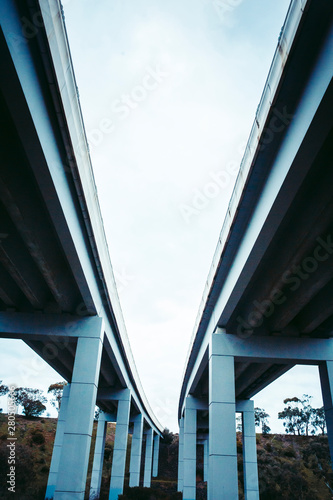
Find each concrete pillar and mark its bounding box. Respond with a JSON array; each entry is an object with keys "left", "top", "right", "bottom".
[
  {"left": 89, "top": 412, "right": 107, "bottom": 499},
  {"left": 109, "top": 390, "right": 131, "bottom": 500},
  {"left": 153, "top": 433, "right": 160, "bottom": 477},
  {"left": 242, "top": 401, "right": 259, "bottom": 500},
  {"left": 143, "top": 428, "right": 154, "bottom": 487},
  {"left": 129, "top": 413, "right": 144, "bottom": 487},
  {"left": 203, "top": 439, "right": 209, "bottom": 483},
  {"left": 319, "top": 361, "right": 333, "bottom": 463},
  {"left": 54, "top": 319, "right": 104, "bottom": 499},
  {"left": 177, "top": 417, "right": 184, "bottom": 492},
  {"left": 183, "top": 397, "right": 197, "bottom": 500},
  {"left": 45, "top": 384, "right": 70, "bottom": 499},
  {"left": 208, "top": 333, "right": 238, "bottom": 500}
]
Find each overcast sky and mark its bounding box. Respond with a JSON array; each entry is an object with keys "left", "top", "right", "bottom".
[{"left": 0, "top": 0, "right": 324, "bottom": 432}]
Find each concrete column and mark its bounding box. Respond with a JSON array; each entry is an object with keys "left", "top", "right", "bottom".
[
  {"left": 319, "top": 361, "right": 333, "bottom": 463},
  {"left": 183, "top": 397, "right": 197, "bottom": 500},
  {"left": 208, "top": 333, "right": 238, "bottom": 500},
  {"left": 153, "top": 433, "right": 160, "bottom": 477},
  {"left": 54, "top": 319, "right": 104, "bottom": 500},
  {"left": 89, "top": 412, "right": 107, "bottom": 499},
  {"left": 203, "top": 439, "right": 209, "bottom": 483},
  {"left": 177, "top": 417, "right": 184, "bottom": 492},
  {"left": 45, "top": 384, "right": 70, "bottom": 499},
  {"left": 129, "top": 413, "right": 143, "bottom": 487},
  {"left": 109, "top": 390, "right": 131, "bottom": 500},
  {"left": 143, "top": 428, "right": 154, "bottom": 487},
  {"left": 242, "top": 401, "right": 259, "bottom": 500}
]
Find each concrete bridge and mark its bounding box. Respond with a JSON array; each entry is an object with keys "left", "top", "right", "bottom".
[
  {"left": 0, "top": 1, "right": 163, "bottom": 498},
  {"left": 178, "top": 0, "right": 333, "bottom": 498}
]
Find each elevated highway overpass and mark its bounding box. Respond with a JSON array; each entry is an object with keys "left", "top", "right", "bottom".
[
  {"left": 0, "top": 1, "right": 163, "bottom": 499},
  {"left": 178, "top": 0, "right": 333, "bottom": 498}
]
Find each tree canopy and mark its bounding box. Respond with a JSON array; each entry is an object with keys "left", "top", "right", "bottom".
[
  {"left": 47, "top": 381, "right": 67, "bottom": 413},
  {"left": 255, "top": 407, "right": 271, "bottom": 434},
  {"left": 0, "top": 381, "right": 8, "bottom": 397},
  {"left": 278, "top": 395, "right": 325, "bottom": 436},
  {"left": 13, "top": 387, "right": 47, "bottom": 418},
  {"left": 162, "top": 428, "right": 175, "bottom": 445}
]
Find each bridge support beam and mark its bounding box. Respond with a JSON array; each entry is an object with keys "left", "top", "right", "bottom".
[
  {"left": 45, "top": 383, "right": 70, "bottom": 500},
  {"left": 109, "top": 390, "right": 131, "bottom": 500},
  {"left": 129, "top": 413, "right": 144, "bottom": 487},
  {"left": 183, "top": 397, "right": 197, "bottom": 500},
  {"left": 177, "top": 416, "right": 184, "bottom": 492},
  {"left": 179, "top": 331, "right": 333, "bottom": 499},
  {"left": 89, "top": 411, "right": 107, "bottom": 499},
  {"left": 319, "top": 361, "right": 333, "bottom": 463},
  {"left": 208, "top": 334, "right": 238, "bottom": 500},
  {"left": 144, "top": 428, "right": 154, "bottom": 487},
  {"left": 153, "top": 433, "right": 160, "bottom": 477},
  {"left": 240, "top": 400, "right": 259, "bottom": 500},
  {"left": 54, "top": 318, "right": 104, "bottom": 499}
]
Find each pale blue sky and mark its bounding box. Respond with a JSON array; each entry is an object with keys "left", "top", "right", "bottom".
[{"left": 0, "top": 0, "right": 323, "bottom": 432}]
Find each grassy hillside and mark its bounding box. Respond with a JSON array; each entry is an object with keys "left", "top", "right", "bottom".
[
  {"left": 0, "top": 413, "right": 118, "bottom": 499},
  {"left": 243, "top": 433, "right": 333, "bottom": 500},
  {"left": 0, "top": 414, "right": 332, "bottom": 499}
]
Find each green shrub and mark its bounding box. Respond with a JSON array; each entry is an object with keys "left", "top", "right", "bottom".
[
  {"left": 30, "top": 430, "right": 45, "bottom": 445},
  {"left": 40, "top": 465, "right": 49, "bottom": 474},
  {"left": 282, "top": 445, "right": 296, "bottom": 458}
]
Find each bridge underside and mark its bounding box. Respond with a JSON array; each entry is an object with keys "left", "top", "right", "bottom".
[
  {"left": 0, "top": 1, "right": 163, "bottom": 498},
  {"left": 0, "top": 5, "right": 129, "bottom": 416},
  {"left": 191, "top": 100, "right": 333, "bottom": 404},
  {"left": 184, "top": 10, "right": 333, "bottom": 406},
  {"left": 179, "top": 0, "right": 333, "bottom": 498}
]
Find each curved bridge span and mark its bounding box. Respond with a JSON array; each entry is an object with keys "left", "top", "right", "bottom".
[
  {"left": 178, "top": 0, "right": 333, "bottom": 498},
  {"left": 0, "top": 1, "right": 163, "bottom": 499}
]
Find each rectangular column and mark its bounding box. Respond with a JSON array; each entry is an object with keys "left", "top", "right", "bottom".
[
  {"left": 183, "top": 397, "right": 197, "bottom": 500},
  {"left": 208, "top": 333, "right": 238, "bottom": 500},
  {"left": 54, "top": 318, "right": 104, "bottom": 499},
  {"left": 45, "top": 383, "right": 70, "bottom": 500},
  {"left": 129, "top": 414, "right": 144, "bottom": 487},
  {"left": 109, "top": 390, "right": 131, "bottom": 500},
  {"left": 177, "top": 417, "right": 184, "bottom": 492},
  {"left": 242, "top": 401, "right": 259, "bottom": 500},
  {"left": 153, "top": 433, "right": 160, "bottom": 477},
  {"left": 319, "top": 361, "right": 333, "bottom": 463},
  {"left": 89, "top": 411, "right": 107, "bottom": 499},
  {"left": 143, "top": 428, "right": 154, "bottom": 487},
  {"left": 203, "top": 439, "right": 209, "bottom": 483}
]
